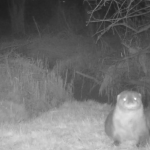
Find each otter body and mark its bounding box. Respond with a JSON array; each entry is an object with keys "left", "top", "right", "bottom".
[{"left": 105, "top": 91, "right": 150, "bottom": 147}]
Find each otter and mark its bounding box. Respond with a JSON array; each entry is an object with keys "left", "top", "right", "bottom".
[
  {"left": 105, "top": 91, "right": 150, "bottom": 147},
  {"left": 145, "top": 107, "right": 150, "bottom": 131}
]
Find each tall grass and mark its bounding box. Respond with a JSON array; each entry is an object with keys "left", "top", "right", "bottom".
[{"left": 0, "top": 53, "right": 73, "bottom": 121}]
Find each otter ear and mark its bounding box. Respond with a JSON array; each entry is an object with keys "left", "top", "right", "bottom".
[
  {"left": 117, "top": 91, "right": 125, "bottom": 100},
  {"left": 117, "top": 94, "right": 120, "bottom": 100}
]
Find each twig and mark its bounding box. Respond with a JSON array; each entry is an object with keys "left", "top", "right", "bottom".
[
  {"left": 33, "top": 16, "right": 41, "bottom": 38},
  {"left": 75, "top": 71, "right": 101, "bottom": 84}
]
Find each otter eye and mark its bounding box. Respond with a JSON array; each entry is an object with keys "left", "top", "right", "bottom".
[
  {"left": 123, "top": 98, "right": 126, "bottom": 101},
  {"left": 133, "top": 97, "right": 137, "bottom": 101}
]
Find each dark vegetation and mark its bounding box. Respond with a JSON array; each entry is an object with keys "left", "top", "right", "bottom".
[
  {"left": 0, "top": 0, "right": 150, "bottom": 120},
  {"left": 84, "top": 0, "right": 150, "bottom": 107}
]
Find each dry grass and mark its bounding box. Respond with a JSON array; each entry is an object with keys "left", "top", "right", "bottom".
[
  {"left": 0, "top": 32, "right": 104, "bottom": 101},
  {"left": 0, "top": 53, "right": 73, "bottom": 119},
  {"left": 0, "top": 101, "right": 27, "bottom": 123},
  {"left": 0, "top": 100, "right": 148, "bottom": 150}
]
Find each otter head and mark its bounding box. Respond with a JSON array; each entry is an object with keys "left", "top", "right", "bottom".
[{"left": 117, "top": 91, "right": 142, "bottom": 111}]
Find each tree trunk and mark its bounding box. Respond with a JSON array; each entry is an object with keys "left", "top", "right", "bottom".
[{"left": 8, "top": 0, "right": 25, "bottom": 36}]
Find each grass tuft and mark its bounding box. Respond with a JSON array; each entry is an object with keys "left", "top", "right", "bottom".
[{"left": 0, "top": 53, "right": 73, "bottom": 120}]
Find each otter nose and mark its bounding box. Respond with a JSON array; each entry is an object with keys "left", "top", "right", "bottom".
[{"left": 127, "top": 95, "right": 138, "bottom": 103}]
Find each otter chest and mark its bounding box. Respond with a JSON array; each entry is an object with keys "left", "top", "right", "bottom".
[{"left": 113, "top": 109, "right": 144, "bottom": 140}]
